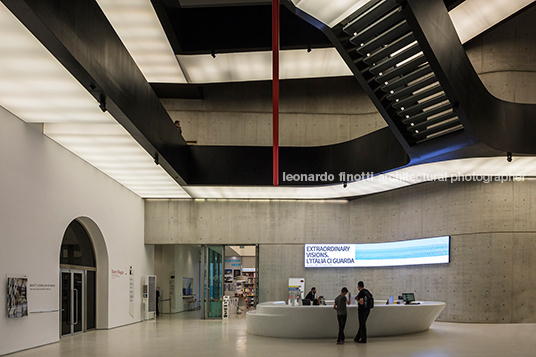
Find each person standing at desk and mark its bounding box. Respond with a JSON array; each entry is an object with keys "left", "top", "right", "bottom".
[
  {"left": 354, "top": 281, "right": 372, "bottom": 343},
  {"left": 305, "top": 287, "right": 317, "bottom": 304},
  {"left": 333, "top": 287, "right": 351, "bottom": 345}
]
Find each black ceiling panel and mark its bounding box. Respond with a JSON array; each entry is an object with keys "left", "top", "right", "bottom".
[
  {"left": 153, "top": 0, "right": 464, "bottom": 56},
  {"left": 153, "top": 2, "right": 332, "bottom": 55}
]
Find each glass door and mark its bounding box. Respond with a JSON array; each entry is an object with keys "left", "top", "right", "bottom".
[
  {"left": 61, "top": 269, "right": 84, "bottom": 336},
  {"left": 202, "top": 245, "right": 223, "bottom": 318},
  {"left": 255, "top": 244, "right": 259, "bottom": 307}
]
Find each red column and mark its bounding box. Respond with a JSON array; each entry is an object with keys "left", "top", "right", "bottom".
[{"left": 272, "top": 0, "right": 280, "bottom": 186}]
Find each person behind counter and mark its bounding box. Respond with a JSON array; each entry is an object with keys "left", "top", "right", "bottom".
[
  {"left": 333, "top": 287, "right": 351, "bottom": 345},
  {"left": 304, "top": 287, "right": 317, "bottom": 305}
]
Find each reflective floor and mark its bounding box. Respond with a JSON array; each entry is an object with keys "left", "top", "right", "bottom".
[{"left": 9, "top": 311, "right": 536, "bottom": 357}]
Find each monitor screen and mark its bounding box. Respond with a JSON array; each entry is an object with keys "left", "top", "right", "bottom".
[
  {"left": 305, "top": 236, "right": 450, "bottom": 268},
  {"left": 402, "top": 293, "right": 415, "bottom": 302}
]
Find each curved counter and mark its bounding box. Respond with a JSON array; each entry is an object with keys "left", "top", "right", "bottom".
[{"left": 246, "top": 301, "right": 445, "bottom": 339}]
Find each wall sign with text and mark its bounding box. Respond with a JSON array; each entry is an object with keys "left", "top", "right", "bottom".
[{"left": 305, "top": 236, "right": 450, "bottom": 268}]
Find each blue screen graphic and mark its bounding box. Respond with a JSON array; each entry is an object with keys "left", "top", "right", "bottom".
[
  {"left": 304, "top": 236, "right": 450, "bottom": 268},
  {"left": 354, "top": 237, "right": 450, "bottom": 261}
]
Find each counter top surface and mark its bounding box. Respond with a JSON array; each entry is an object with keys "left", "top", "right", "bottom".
[{"left": 246, "top": 301, "right": 445, "bottom": 339}]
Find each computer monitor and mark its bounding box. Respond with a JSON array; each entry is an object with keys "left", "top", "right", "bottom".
[{"left": 402, "top": 293, "right": 415, "bottom": 304}]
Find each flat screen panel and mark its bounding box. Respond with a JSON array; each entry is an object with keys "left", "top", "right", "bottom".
[
  {"left": 402, "top": 292, "right": 415, "bottom": 302},
  {"left": 305, "top": 236, "right": 450, "bottom": 268},
  {"left": 182, "top": 277, "right": 193, "bottom": 296}
]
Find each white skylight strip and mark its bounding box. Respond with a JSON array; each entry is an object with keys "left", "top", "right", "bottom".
[
  {"left": 96, "top": 0, "right": 187, "bottom": 83},
  {"left": 177, "top": 48, "right": 352, "bottom": 84},
  {"left": 184, "top": 156, "right": 536, "bottom": 199},
  {"left": 449, "top": 0, "right": 536, "bottom": 44},
  {"left": 0, "top": 4, "right": 188, "bottom": 198},
  {"left": 397, "top": 156, "right": 536, "bottom": 178},
  {"left": 292, "top": 0, "right": 372, "bottom": 28},
  {"left": 184, "top": 174, "right": 410, "bottom": 199},
  {"left": 0, "top": 4, "right": 114, "bottom": 124},
  {"left": 45, "top": 123, "right": 190, "bottom": 198},
  {"left": 293, "top": 0, "right": 535, "bottom": 46}
]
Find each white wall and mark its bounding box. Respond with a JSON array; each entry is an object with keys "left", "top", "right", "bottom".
[
  {"left": 159, "top": 246, "right": 175, "bottom": 314},
  {"left": 0, "top": 107, "right": 153, "bottom": 355},
  {"left": 156, "top": 245, "right": 201, "bottom": 314},
  {"left": 242, "top": 256, "right": 255, "bottom": 269},
  {"left": 174, "top": 245, "right": 201, "bottom": 312}
]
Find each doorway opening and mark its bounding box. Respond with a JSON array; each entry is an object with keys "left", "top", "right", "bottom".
[
  {"left": 153, "top": 244, "right": 259, "bottom": 319},
  {"left": 201, "top": 245, "right": 258, "bottom": 319},
  {"left": 60, "top": 220, "right": 96, "bottom": 336}
]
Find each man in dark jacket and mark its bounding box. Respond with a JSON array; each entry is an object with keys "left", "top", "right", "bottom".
[
  {"left": 354, "top": 281, "right": 372, "bottom": 343},
  {"left": 305, "top": 287, "right": 317, "bottom": 304}
]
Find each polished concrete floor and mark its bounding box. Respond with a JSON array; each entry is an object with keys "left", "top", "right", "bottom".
[{"left": 8, "top": 311, "right": 536, "bottom": 357}]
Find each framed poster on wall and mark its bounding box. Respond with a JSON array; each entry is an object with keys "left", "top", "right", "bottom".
[{"left": 6, "top": 276, "right": 28, "bottom": 318}]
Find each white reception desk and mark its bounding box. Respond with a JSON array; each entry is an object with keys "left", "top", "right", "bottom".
[{"left": 247, "top": 301, "right": 445, "bottom": 339}]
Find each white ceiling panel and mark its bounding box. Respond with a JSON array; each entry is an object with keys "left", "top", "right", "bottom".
[
  {"left": 178, "top": 48, "right": 352, "bottom": 84},
  {"left": 96, "top": 0, "right": 187, "bottom": 83},
  {"left": 0, "top": 3, "right": 189, "bottom": 198},
  {"left": 292, "top": 0, "right": 372, "bottom": 27},
  {"left": 184, "top": 157, "right": 536, "bottom": 199},
  {"left": 45, "top": 123, "right": 191, "bottom": 198},
  {"left": 449, "top": 0, "right": 536, "bottom": 43}
]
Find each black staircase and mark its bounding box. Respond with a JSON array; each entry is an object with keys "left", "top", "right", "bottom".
[
  {"left": 284, "top": 0, "right": 536, "bottom": 163},
  {"left": 341, "top": 0, "right": 464, "bottom": 146}
]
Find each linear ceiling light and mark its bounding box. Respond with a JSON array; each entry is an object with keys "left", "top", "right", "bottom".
[
  {"left": 177, "top": 48, "right": 352, "bottom": 84},
  {"left": 44, "top": 123, "right": 190, "bottom": 198},
  {"left": 0, "top": 4, "right": 189, "bottom": 198},
  {"left": 449, "top": 0, "right": 536, "bottom": 43},
  {"left": 184, "top": 174, "right": 410, "bottom": 199},
  {"left": 184, "top": 156, "right": 536, "bottom": 199},
  {"left": 291, "top": 0, "right": 372, "bottom": 28},
  {"left": 293, "top": 0, "right": 535, "bottom": 45},
  {"left": 96, "top": 0, "right": 187, "bottom": 83},
  {"left": 0, "top": 7, "right": 114, "bottom": 123}
]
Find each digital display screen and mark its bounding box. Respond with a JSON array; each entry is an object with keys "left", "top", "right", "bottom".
[
  {"left": 305, "top": 236, "right": 450, "bottom": 268},
  {"left": 402, "top": 293, "right": 415, "bottom": 302}
]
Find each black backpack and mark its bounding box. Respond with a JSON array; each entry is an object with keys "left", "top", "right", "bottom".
[{"left": 363, "top": 289, "right": 374, "bottom": 309}]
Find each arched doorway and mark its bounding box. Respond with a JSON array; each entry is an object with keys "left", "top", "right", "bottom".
[{"left": 60, "top": 220, "right": 97, "bottom": 336}]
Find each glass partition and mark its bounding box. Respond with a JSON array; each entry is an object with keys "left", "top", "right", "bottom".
[{"left": 203, "top": 245, "right": 223, "bottom": 318}]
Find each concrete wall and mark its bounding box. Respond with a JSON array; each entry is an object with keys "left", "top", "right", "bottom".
[
  {"left": 465, "top": 4, "right": 536, "bottom": 104},
  {"left": 0, "top": 107, "right": 153, "bottom": 355},
  {"left": 160, "top": 6, "right": 536, "bottom": 147},
  {"left": 145, "top": 178, "right": 536, "bottom": 323},
  {"left": 161, "top": 77, "right": 386, "bottom": 146}
]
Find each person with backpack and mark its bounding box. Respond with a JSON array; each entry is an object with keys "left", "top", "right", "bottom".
[{"left": 354, "top": 281, "right": 373, "bottom": 343}]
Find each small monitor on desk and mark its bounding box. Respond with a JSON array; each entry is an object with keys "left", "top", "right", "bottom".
[{"left": 402, "top": 293, "right": 415, "bottom": 304}]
